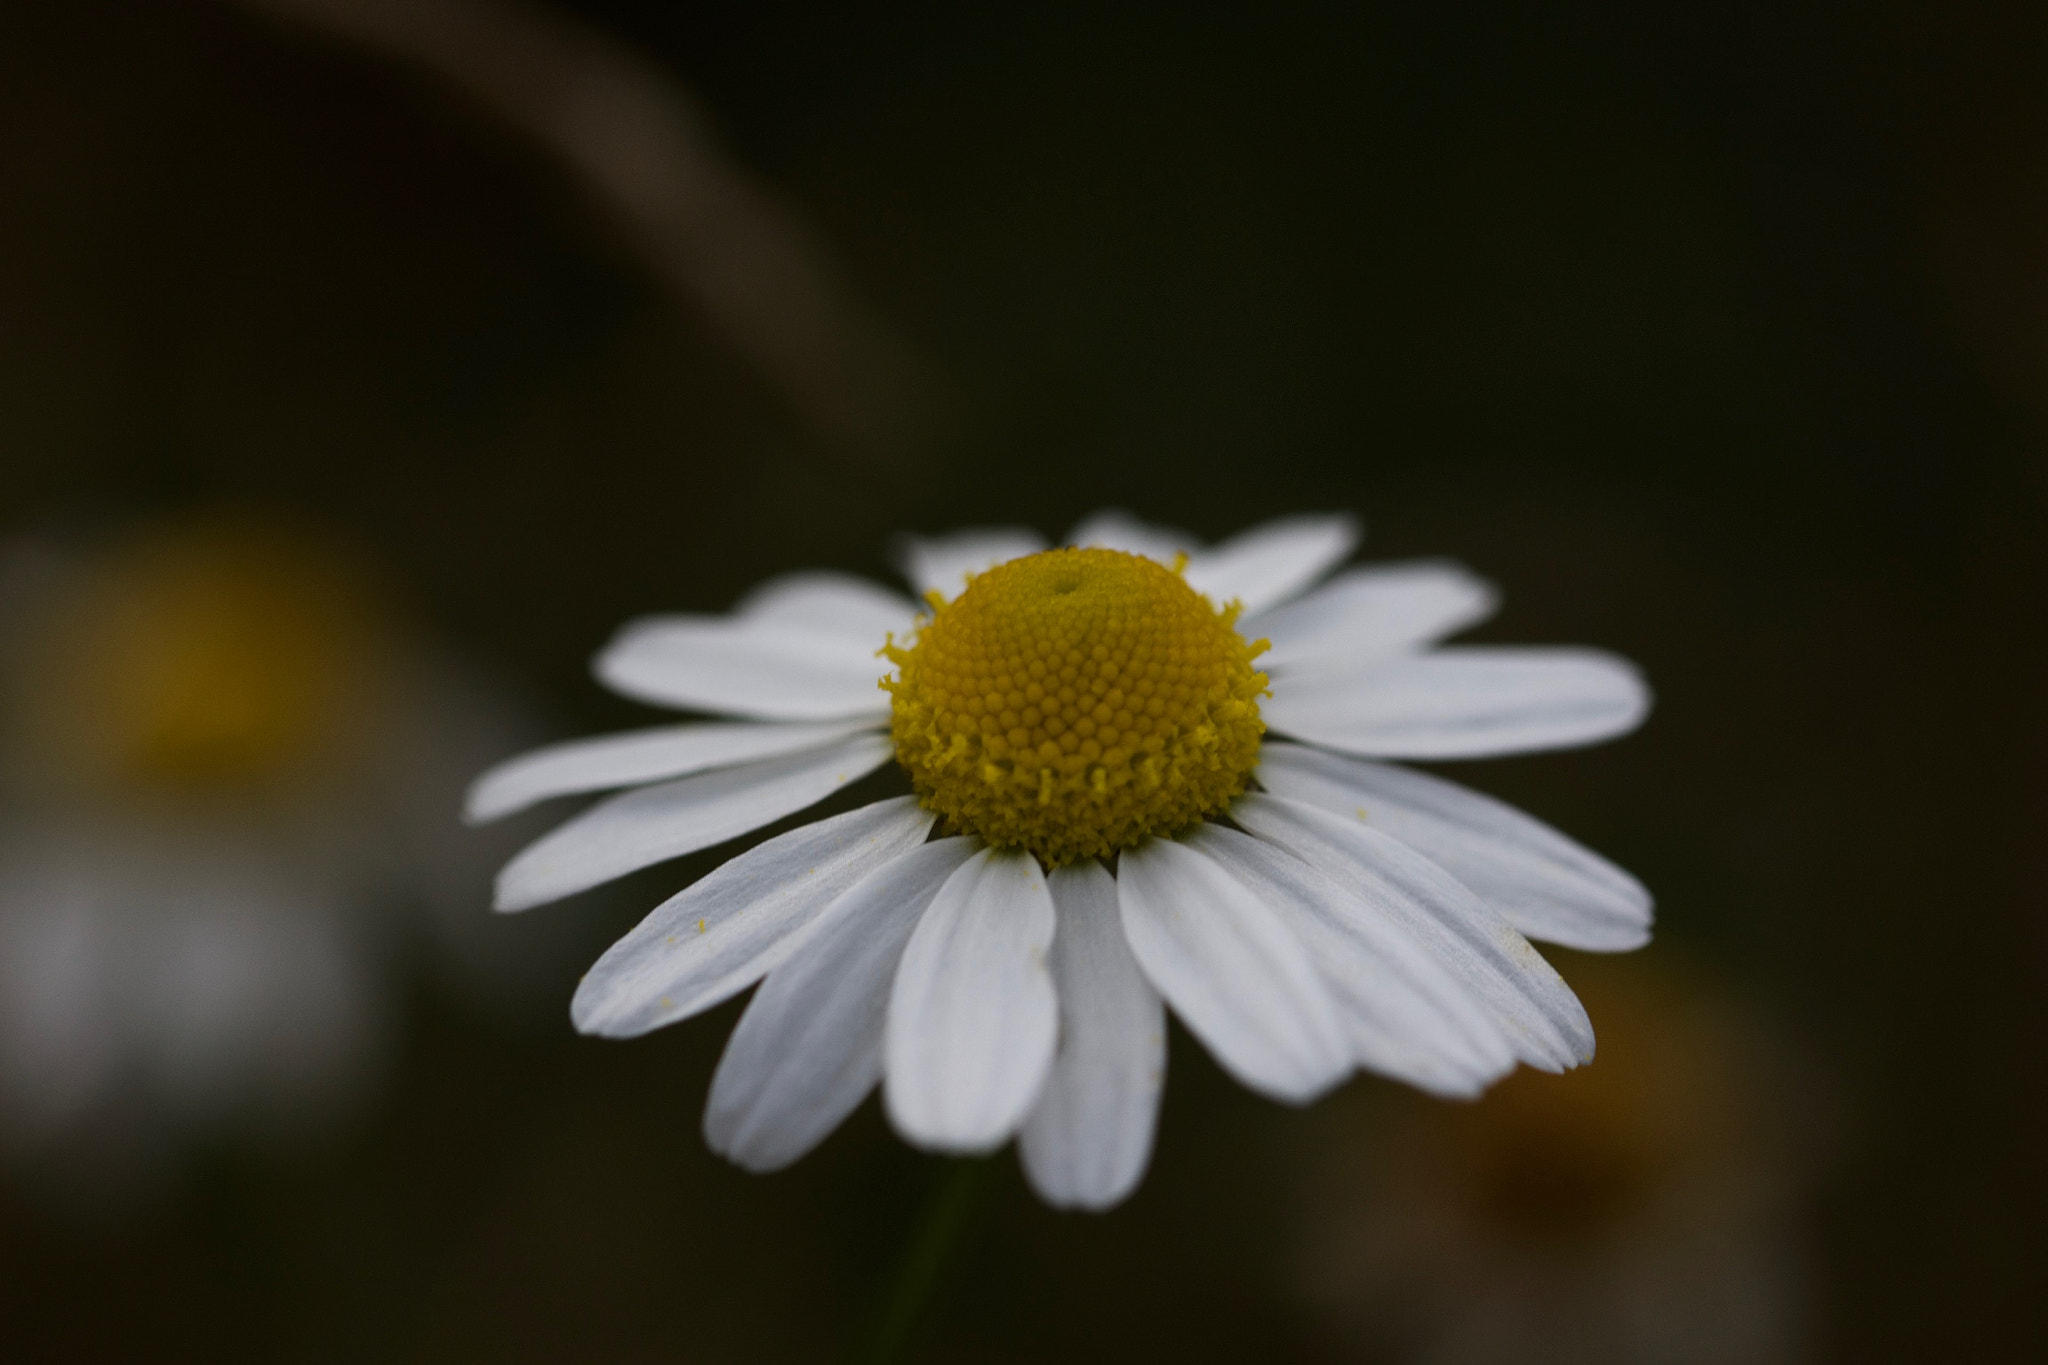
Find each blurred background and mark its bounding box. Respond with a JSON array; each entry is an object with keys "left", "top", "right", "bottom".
[{"left": 2, "top": 0, "right": 2044, "bottom": 1360}]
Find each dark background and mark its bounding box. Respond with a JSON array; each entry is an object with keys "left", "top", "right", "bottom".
[{"left": 3, "top": 1, "right": 2045, "bottom": 1360}]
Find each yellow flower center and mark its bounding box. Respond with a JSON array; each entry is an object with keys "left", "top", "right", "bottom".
[
  {"left": 19, "top": 523, "right": 389, "bottom": 793},
  {"left": 884, "top": 547, "right": 1268, "bottom": 864}
]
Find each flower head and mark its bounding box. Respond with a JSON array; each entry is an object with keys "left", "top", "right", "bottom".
[
  {"left": 0, "top": 517, "right": 536, "bottom": 1201},
  {"left": 886, "top": 546, "right": 1268, "bottom": 863},
  {"left": 1289, "top": 957, "right": 1829, "bottom": 1365},
  {"left": 471, "top": 511, "right": 1653, "bottom": 1209}
]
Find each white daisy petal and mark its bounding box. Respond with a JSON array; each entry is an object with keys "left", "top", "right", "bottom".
[
  {"left": 1256, "top": 743, "right": 1652, "bottom": 951},
  {"left": 1231, "top": 794, "right": 1593, "bottom": 1071},
  {"left": 1182, "top": 512, "right": 1360, "bottom": 616},
  {"left": 1182, "top": 823, "right": 1513, "bottom": 1096},
  {"left": 883, "top": 848, "right": 1058, "bottom": 1153},
  {"left": 495, "top": 733, "right": 894, "bottom": 912},
  {"left": 1117, "top": 837, "right": 1352, "bottom": 1104},
  {"left": 704, "top": 837, "right": 979, "bottom": 1172},
  {"left": 737, "top": 571, "right": 921, "bottom": 643},
  {"left": 595, "top": 616, "right": 892, "bottom": 721},
  {"left": 1263, "top": 646, "right": 1650, "bottom": 759},
  {"left": 1066, "top": 509, "right": 1201, "bottom": 564},
  {"left": 894, "top": 527, "right": 1048, "bottom": 603},
  {"left": 465, "top": 719, "right": 878, "bottom": 824},
  {"left": 1018, "top": 861, "right": 1166, "bottom": 1211},
  {"left": 1245, "top": 560, "right": 1499, "bottom": 673},
  {"left": 570, "top": 797, "right": 933, "bottom": 1038}
]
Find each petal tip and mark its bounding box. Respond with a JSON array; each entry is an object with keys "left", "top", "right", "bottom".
[
  {"left": 1032, "top": 1186, "right": 1135, "bottom": 1215},
  {"left": 567, "top": 986, "right": 615, "bottom": 1037},
  {"left": 461, "top": 788, "right": 501, "bottom": 826}
]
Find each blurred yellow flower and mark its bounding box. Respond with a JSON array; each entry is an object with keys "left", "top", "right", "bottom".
[{"left": 0, "top": 513, "right": 533, "bottom": 1206}]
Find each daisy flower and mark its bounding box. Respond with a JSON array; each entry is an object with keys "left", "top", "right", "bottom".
[
  {"left": 1289, "top": 956, "right": 1829, "bottom": 1365},
  {"left": 0, "top": 516, "right": 536, "bottom": 1200},
  {"left": 470, "top": 511, "right": 1652, "bottom": 1210}
]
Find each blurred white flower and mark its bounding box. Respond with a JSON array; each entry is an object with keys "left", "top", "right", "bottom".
[
  {"left": 0, "top": 515, "right": 532, "bottom": 1203},
  {"left": 474, "top": 510, "right": 1653, "bottom": 1210},
  {"left": 1288, "top": 955, "right": 1836, "bottom": 1365}
]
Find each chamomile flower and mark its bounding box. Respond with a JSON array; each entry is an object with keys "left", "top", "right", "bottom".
[
  {"left": 1289, "top": 957, "right": 1830, "bottom": 1365},
  {"left": 471, "top": 511, "right": 1652, "bottom": 1210},
  {"left": 0, "top": 517, "right": 534, "bottom": 1201}
]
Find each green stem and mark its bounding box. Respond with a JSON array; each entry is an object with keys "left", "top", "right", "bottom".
[{"left": 852, "top": 1156, "right": 992, "bottom": 1364}]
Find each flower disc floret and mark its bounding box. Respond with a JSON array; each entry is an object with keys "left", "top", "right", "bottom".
[{"left": 885, "top": 547, "right": 1268, "bottom": 864}]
